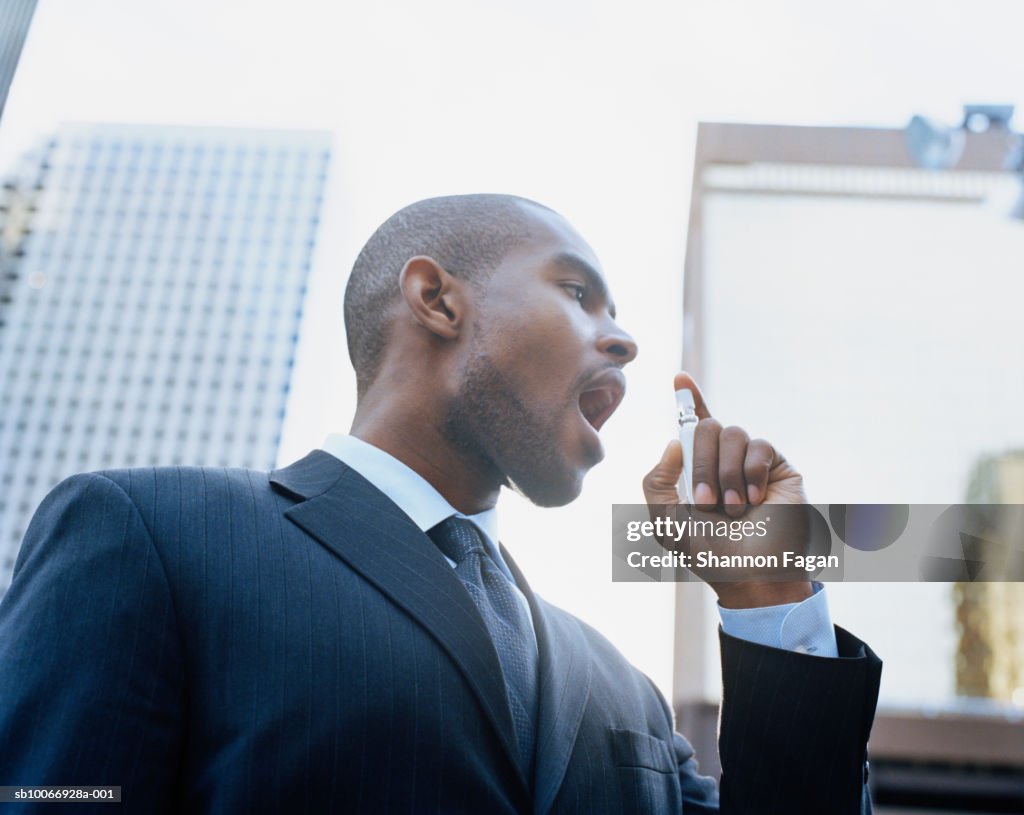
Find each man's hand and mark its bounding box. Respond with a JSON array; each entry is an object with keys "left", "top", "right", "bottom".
[{"left": 642, "top": 372, "right": 813, "bottom": 609}]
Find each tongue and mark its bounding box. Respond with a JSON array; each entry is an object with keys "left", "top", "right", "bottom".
[{"left": 580, "top": 389, "right": 608, "bottom": 429}]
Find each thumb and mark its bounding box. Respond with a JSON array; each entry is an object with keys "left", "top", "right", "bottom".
[
  {"left": 642, "top": 440, "right": 683, "bottom": 506},
  {"left": 674, "top": 371, "right": 712, "bottom": 420}
]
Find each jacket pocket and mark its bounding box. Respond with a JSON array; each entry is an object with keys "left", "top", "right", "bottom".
[{"left": 609, "top": 728, "right": 676, "bottom": 774}]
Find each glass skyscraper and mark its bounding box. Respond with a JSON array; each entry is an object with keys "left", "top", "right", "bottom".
[
  {"left": 0, "top": 0, "right": 36, "bottom": 125},
  {"left": 0, "top": 123, "right": 331, "bottom": 593}
]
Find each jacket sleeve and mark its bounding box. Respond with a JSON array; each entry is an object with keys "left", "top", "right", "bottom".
[
  {"left": 672, "top": 728, "right": 721, "bottom": 814},
  {"left": 715, "top": 626, "right": 882, "bottom": 814},
  {"left": 0, "top": 473, "right": 185, "bottom": 812}
]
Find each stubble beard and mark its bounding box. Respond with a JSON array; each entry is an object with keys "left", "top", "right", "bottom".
[{"left": 442, "top": 350, "right": 584, "bottom": 508}]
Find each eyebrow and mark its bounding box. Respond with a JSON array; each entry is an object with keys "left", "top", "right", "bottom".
[{"left": 551, "top": 252, "right": 617, "bottom": 320}]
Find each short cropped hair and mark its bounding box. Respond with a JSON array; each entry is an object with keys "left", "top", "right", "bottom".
[{"left": 343, "top": 193, "right": 549, "bottom": 395}]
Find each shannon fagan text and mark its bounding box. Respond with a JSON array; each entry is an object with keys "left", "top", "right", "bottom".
[
  {"left": 625, "top": 517, "right": 770, "bottom": 543},
  {"left": 625, "top": 551, "right": 839, "bottom": 572}
]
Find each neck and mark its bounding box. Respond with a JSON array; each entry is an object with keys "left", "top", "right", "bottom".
[{"left": 350, "top": 390, "right": 503, "bottom": 516}]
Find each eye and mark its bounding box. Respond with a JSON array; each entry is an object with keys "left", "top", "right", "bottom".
[{"left": 560, "top": 282, "right": 587, "bottom": 304}]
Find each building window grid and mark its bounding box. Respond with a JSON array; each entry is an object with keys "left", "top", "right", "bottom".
[{"left": 0, "top": 127, "right": 329, "bottom": 593}]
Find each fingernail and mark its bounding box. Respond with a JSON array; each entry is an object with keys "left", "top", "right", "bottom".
[
  {"left": 724, "top": 489, "right": 741, "bottom": 506},
  {"left": 747, "top": 485, "right": 760, "bottom": 504},
  {"left": 695, "top": 483, "right": 713, "bottom": 504}
]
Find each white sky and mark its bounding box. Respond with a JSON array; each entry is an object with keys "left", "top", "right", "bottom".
[{"left": 3, "top": 0, "right": 1022, "bottom": 699}]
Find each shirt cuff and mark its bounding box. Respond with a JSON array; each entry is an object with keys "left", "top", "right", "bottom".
[{"left": 717, "top": 582, "right": 839, "bottom": 658}]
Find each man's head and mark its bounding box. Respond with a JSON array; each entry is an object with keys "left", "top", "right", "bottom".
[{"left": 344, "top": 194, "right": 638, "bottom": 507}]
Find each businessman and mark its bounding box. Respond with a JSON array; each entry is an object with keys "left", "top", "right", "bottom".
[{"left": 0, "top": 194, "right": 881, "bottom": 813}]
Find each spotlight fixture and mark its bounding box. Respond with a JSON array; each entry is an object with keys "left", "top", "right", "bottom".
[
  {"left": 905, "top": 115, "right": 966, "bottom": 170},
  {"left": 906, "top": 104, "right": 1024, "bottom": 221}
]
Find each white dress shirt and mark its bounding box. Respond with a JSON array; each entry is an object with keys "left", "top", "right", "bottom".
[
  {"left": 321, "top": 434, "right": 838, "bottom": 658},
  {"left": 321, "top": 434, "right": 536, "bottom": 632}
]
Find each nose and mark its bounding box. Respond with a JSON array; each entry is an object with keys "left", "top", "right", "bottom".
[{"left": 597, "top": 322, "right": 638, "bottom": 365}]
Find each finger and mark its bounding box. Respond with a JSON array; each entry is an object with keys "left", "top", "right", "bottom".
[
  {"left": 718, "top": 425, "right": 750, "bottom": 518},
  {"left": 743, "top": 439, "right": 774, "bottom": 504},
  {"left": 673, "top": 371, "right": 712, "bottom": 420},
  {"left": 642, "top": 439, "right": 683, "bottom": 507},
  {"left": 691, "top": 417, "right": 721, "bottom": 510}
]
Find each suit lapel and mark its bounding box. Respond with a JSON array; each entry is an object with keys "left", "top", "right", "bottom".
[
  {"left": 270, "top": 450, "right": 527, "bottom": 792},
  {"left": 502, "top": 545, "right": 594, "bottom": 815}
]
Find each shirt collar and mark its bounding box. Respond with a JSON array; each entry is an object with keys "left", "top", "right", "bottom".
[{"left": 320, "top": 433, "right": 504, "bottom": 562}]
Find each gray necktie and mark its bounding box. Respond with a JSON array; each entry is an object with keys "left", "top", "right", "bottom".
[{"left": 428, "top": 516, "right": 539, "bottom": 781}]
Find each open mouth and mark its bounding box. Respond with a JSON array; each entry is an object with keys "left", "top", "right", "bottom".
[{"left": 578, "top": 368, "right": 626, "bottom": 432}]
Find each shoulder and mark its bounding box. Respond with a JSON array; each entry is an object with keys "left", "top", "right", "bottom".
[
  {"left": 20, "top": 465, "right": 308, "bottom": 604},
  {"left": 534, "top": 595, "right": 670, "bottom": 701},
  {"left": 534, "top": 594, "right": 635, "bottom": 661},
  {"left": 90, "top": 463, "right": 269, "bottom": 492},
  {"left": 32, "top": 467, "right": 291, "bottom": 557},
  {"left": 537, "top": 597, "right": 622, "bottom": 656},
  {"left": 25, "top": 464, "right": 279, "bottom": 546},
  {"left": 77, "top": 464, "right": 281, "bottom": 511}
]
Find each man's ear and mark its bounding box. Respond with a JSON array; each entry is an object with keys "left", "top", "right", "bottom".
[{"left": 398, "top": 255, "right": 466, "bottom": 340}]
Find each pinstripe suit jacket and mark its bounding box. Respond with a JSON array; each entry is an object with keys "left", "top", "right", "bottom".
[{"left": 0, "top": 450, "right": 881, "bottom": 813}]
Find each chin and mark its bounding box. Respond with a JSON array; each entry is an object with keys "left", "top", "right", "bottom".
[{"left": 507, "top": 468, "right": 587, "bottom": 508}]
